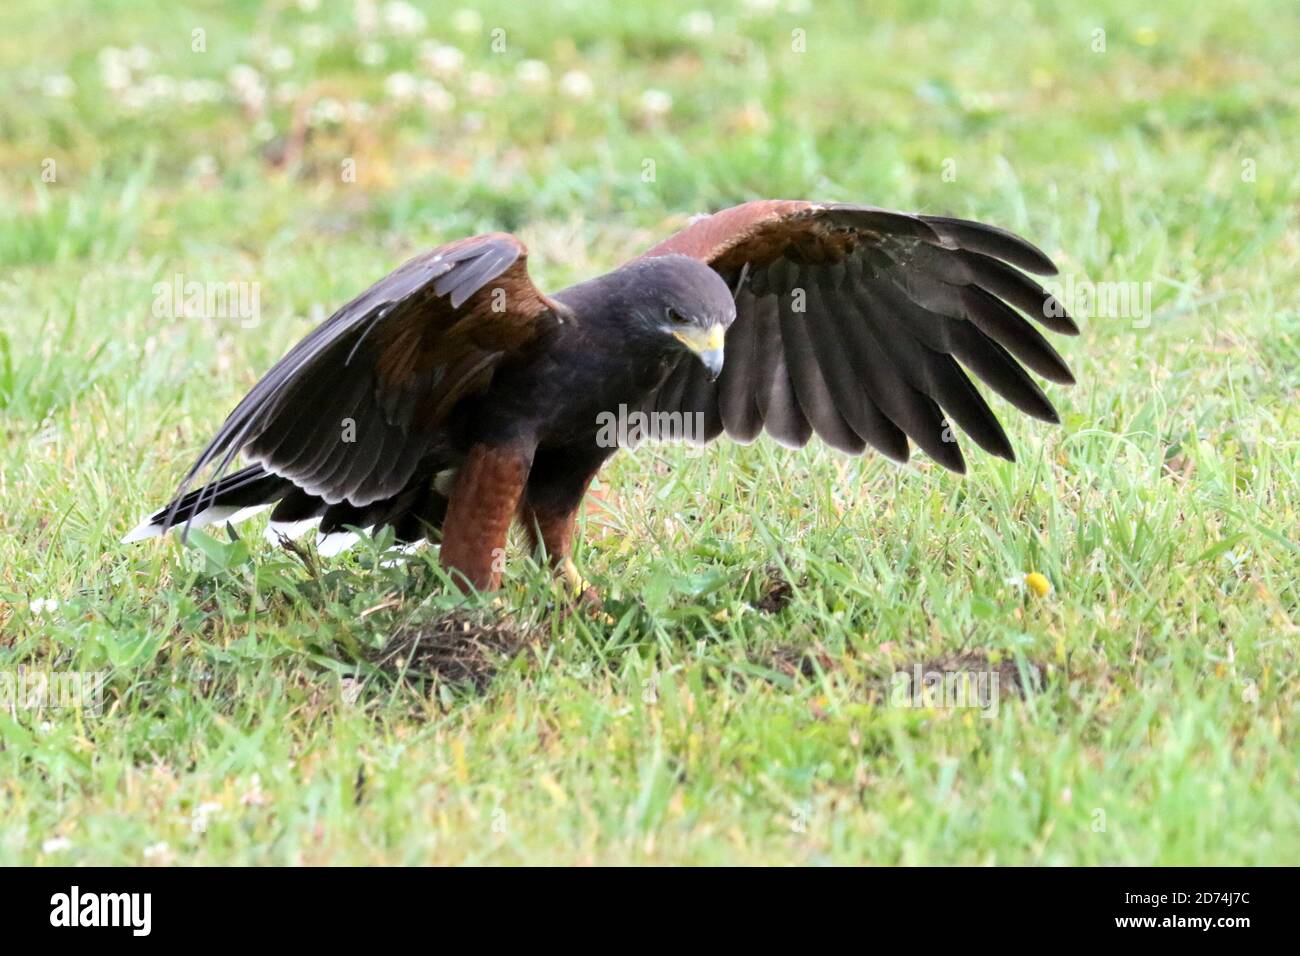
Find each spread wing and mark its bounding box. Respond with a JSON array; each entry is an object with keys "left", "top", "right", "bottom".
[
  {"left": 164, "top": 233, "right": 561, "bottom": 530},
  {"left": 638, "top": 201, "right": 1077, "bottom": 472}
]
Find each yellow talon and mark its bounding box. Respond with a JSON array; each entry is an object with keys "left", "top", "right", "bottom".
[
  {"left": 561, "top": 558, "right": 590, "bottom": 595},
  {"left": 556, "top": 558, "right": 608, "bottom": 620}
]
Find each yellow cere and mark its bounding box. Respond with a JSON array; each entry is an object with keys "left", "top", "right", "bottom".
[{"left": 674, "top": 325, "right": 725, "bottom": 353}]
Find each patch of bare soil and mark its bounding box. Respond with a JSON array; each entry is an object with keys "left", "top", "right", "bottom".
[
  {"left": 915, "top": 651, "right": 1044, "bottom": 696},
  {"left": 865, "top": 650, "right": 1047, "bottom": 704},
  {"left": 747, "top": 644, "right": 1049, "bottom": 706},
  {"left": 752, "top": 566, "right": 795, "bottom": 613},
  {"left": 366, "top": 609, "right": 528, "bottom": 691},
  {"left": 767, "top": 643, "right": 836, "bottom": 679}
]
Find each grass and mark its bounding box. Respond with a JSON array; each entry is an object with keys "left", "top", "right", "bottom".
[{"left": 1, "top": 0, "right": 1297, "bottom": 865}]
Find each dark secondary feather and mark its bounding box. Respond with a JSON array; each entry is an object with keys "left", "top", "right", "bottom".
[
  {"left": 638, "top": 201, "right": 1077, "bottom": 471},
  {"left": 158, "top": 233, "right": 560, "bottom": 536}
]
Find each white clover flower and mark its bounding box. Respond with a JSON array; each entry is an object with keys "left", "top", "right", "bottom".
[
  {"left": 227, "top": 64, "right": 266, "bottom": 111},
  {"left": 299, "top": 25, "right": 330, "bottom": 49},
  {"left": 383, "top": 0, "right": 426, "bottom": 35},
  {"left": 102, "top": 61, "right": 132, "bottom": 91},
  {"left": 42, "top": 836, "right": 73, "bottom": 853},
  {"left": 384, "top": 71, "right": 418, "bottom": 101},
  {"left": 227, "top": 63, "right": 261, "bottom": 91},
  {"left": 516, "top": 59, "right": 550, "bottom": 87},
  {"left": 240, "top": 774, "right": 269, "bottom": 807},
  {"left": 308, "top": 96, "right": 346, "bottom": 126},
  {"left": 190, "top": 801, "right": 222, "bottom": 834},
  {"left": 465, "top": 71, "right": 497, "bottom": 98},
  {"left": 125, "top": 44, "right": 153, "bottom": 70},
  {"left": 452, "top": 9, "right": 483, "bottom": 34},
  {"left": 99, "top": 47, "right": 132, "bottom": 91},
  {"left": 421, "top": 42, "right": 464, "bottom": 78},
  {"left": 143, "top": 842, "right": 172, "bottom": 861},
  {"left": 683, "top": 11, "right": 715, "bottom": 37},
  {"left": 639, "top": 88, "right": 673, "bottom": 118},
  {"left": 179, "top": 79, "right": 223, "bottom": 104},
  {"left": 419, "top": 79, "right": 454, "bottom": 113},
  {"left": 122, "top": 87, "right": 150, "bottom": 111},
  {"left": 354, "top": 0, "right": 379, "bottom": 34},
  {"left": 357, "top": 41, "right": 387, "bottom": 66},
  {"left": 187, "top": 155, "right": 218, "bottom": 179},
  {"left": 141, "top": 75, "right": 176, "bottom": 101},
  {"left": 558, "top": 69, "right": 594, "bottom": 100},
  {"left": 42, "top": 75, "right": 76, "bottom": 98},
  {"left": 267, "top": 46, "right": 295, "bottom": 72},
  {"left": 30, "top": 598, "right": 60, "bottom": 615}
]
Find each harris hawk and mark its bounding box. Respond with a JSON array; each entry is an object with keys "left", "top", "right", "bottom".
[{"left": 124, "top": 200, "right": 1077, "bottom": 594}]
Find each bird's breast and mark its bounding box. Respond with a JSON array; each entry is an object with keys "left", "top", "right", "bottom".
[{"left": 474, "top": 331, "right": 675, "bottom": 452}]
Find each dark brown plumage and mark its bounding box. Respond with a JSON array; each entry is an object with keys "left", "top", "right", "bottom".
[{"left": 124, "top": 200, "right": 1077, "bottom": 594}]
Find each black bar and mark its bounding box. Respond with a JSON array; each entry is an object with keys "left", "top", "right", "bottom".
[{"left": 0, "top": 866, "right": 1278, "bottom": 942}]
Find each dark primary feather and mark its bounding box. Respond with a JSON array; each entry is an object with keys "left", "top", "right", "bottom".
[
  {"left": 639, "top": 201, "right": 1077, "bottom": 471},
  {"left": 919, "top": 214, "right": 1060, "bottom": 276}
]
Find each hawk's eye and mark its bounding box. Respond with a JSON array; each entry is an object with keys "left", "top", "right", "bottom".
[{"left": 666, "top": 308, "right": 690, "bottom": 325}]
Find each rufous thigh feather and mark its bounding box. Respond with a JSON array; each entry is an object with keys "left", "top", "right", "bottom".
[{"left": 440, "top": 443, "right": 531, "bottom": 591}]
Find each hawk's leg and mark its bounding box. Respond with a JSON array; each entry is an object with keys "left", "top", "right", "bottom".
[
  {"left": 441, "top": 443, "right": 533, "bottom": 593},
  {"left": 522, "top": 503, "right": 584, "bottom": 587},
  {"left": 520, "top": 447, "right": 605, "bottom": 600}
]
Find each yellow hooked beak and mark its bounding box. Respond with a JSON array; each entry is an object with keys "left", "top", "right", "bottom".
[{"left": 672, "top": 325, "right": 726, "bottom": 380}]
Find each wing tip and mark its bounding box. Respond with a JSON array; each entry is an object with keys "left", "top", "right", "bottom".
[
  {"left": 920, "top": 214, "right": 1061, "bottom": 277},
  {"left": 1039, "top": 295, "right": 1081, "bottom": 335},
  {"left": 925, "top": 440, "right": 967, "bottom": 474},
  {"left": 1047, "top": 366, "right": 1077, "bottom": 387}
]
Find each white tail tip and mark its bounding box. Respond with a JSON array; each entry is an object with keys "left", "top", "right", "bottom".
[
  {"left": 123, "top": 503, "right": 272, "bottom": 544},
  {"left": 122, "top": 518, "right": 164, "bottom": 543}
]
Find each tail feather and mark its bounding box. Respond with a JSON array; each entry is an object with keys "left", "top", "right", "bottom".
[
  {"left": 123, "top": 465, "right": 290, "bottom": 542},
  {"left": 124, "top": 462, "right": 453, "bottom": 556}
]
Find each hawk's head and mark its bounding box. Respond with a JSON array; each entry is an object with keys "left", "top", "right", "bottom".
[{"left": 622, "top": 254, "right": 736, "bottom": 380}]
